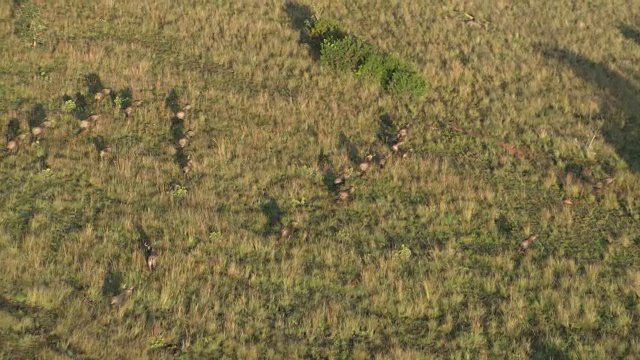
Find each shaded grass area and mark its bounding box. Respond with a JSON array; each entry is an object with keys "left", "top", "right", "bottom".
[{"left": 0, "top": 0, "right": 639, "bottom": 359}]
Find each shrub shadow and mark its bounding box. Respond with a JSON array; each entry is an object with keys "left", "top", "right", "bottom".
[
  {"left": 620, "top": 24, "right": 640, "bottom": 46},
  {"left": 529, "top": 339, "right": 569, "bottom": 360},
  {"left": 283, "top": 1, "right": 321, "bottom": 59},
  {"left": 540, "top": 45, "right": 640, "bottom": 173}
]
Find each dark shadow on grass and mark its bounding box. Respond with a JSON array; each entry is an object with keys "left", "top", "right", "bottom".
[
  {"left": 135, "top": 224, "right": 151, "bottom": 248},
  {"left": 171, "top": 119, "right": 189, "bottom": 170},
  {"left": 164, "top": 89, "right": 191, "bottom": 170},
  {"left": 6, "top": 118, "right": 20, "bottom": 141},
  {"left": 529, "top": 340, "right": 569, "bottom": 360},
  {"left": 91, "top": 135, "right": 108, "bottom": 159},
  {"left": 165, "top": 89, "right": 181, "bottom": 114},
  {"left": 101, "top": 263, "right": 123, "bottom": 298},
  {"left": 317, "top": 148, "right": 342, "bottom": 194},
  {"left": 85, "top": 73, "right": 104, "bottom": 96},
  {"left": 620, "top": 24, "right": 640, "bottom": 46},
  {"left": 261, "top": 195, "right": 283, "bottom": 236},
  {"left": 283, "top": 1, "right": 322, "bottom": 59},
  {"left": 27, "top": 103, "right": 46, "bottom": 129},
  {"left": 540, "top": 46, "right": 640, "bottom": 173},
  {"left": 0, "top": 294, "right": 90, "bottom": 359},
  {"left": 35, "top": 152, "right": 49, "bottom": 172},
  {"left": 377, "top": 112, "right": 397, "bottom": 148},
  {"left": 495, "top": 214, "right": 514, "bottom": 238},
  {"left": 338, "top": 132, "right": 361, "bottom": 165}
]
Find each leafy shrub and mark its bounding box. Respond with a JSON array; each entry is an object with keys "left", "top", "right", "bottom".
[
  {"left": 303, "top": 13, "right": 428, "bottom": 97},
  {"left": 14, "top": 2, "right": 46, "bottom": 48},
  {"left": 356, "top": 52, "right": 390, "bottom": 82},
  {"left": 320, "top": 36, "right": 373, "bottom": 72},
  {"left": 61, "top": 99, "right": 77, "bottom": 113},
  {"left": 386, "top": 66, "right": 429, "bottom": 97},
  {"left": 305, "top": 16, "right": 345, "bottom": 46}
]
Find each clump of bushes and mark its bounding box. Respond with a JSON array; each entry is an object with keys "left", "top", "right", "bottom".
[{"left": 304, "top": 14, "right": 428, "bottom": 97}]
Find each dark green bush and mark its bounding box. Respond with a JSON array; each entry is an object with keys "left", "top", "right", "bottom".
[
  {"left": 303, "top": 13, "right": 428, "bottom": 97},
  {"left": 320, "top": 36, "right": 374, "bottom": 72},
  {"left": 386, "top": 67, "right": 429, "bottom": 97},
  {"left": 304, "top": 17, "right": 345, "bottom": 48},
  {"left": 356, "top": 52, "right": 390, "bottom": 82}
]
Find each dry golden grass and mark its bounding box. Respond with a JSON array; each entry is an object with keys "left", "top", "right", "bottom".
[{"left": 1, "top": 0, "right": 640, "bottom": 359}]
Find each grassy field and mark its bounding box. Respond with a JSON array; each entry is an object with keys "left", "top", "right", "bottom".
[{"left": 1, "top": 0, "right": 640, "bottom": 358}]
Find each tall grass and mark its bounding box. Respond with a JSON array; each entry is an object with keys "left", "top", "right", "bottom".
[{"left": 0, "top": 0, "right": 639, "bottom": 358}]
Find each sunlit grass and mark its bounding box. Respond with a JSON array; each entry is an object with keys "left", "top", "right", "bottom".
[{"left": 0, "top": 0, "right": 639, "bottom": 358}]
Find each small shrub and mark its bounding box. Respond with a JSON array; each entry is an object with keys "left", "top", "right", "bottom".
[
  {"left": 302, "top": 12, "right": 428, "bottom": 97},
  {"left": 171, "top": 184, "right": 188, "bottom": 198},
  {"left": 61, "top": 100, "right": 77, "bottom": 113},
  {"left": 395, "top": 244, "right": 412, "bottom": 260},
  {"left": 114, "top": 95, "right": 130, "bottom": 109},
  {"left": 356, "top": 52, "right": 390, "bottom": 82},
  {"left": 320, "top": 36, "right": 373, "bottom": 72},
  {"left": 305, "top": 16, "right": 345, "bottom": 46},
  {"left": 14, "top": 2, "right": 47, "bottom": 48},
  {"left": 386, "top": 67, "right": 428, "bottom": 97}
]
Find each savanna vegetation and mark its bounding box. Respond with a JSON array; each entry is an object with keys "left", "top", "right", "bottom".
[{"left": 1, "top": 0, "right": 640, "bottom": 359}]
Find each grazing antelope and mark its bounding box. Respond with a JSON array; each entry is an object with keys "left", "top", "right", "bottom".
[
  {"left": 391, "top": 142, "right": 404, "bottom": 153},
  {"left": 124, "top": 106, "right": 134, "bottom": 118},
  {"left": 30, "top": 126, "right": 44, "bottom": 141},
  {"left": 392, "top": 123, "right": 411, "bottom": 153},
  {"left": 519, "top": 235, "right": 538, "bottom": 254},
  {"left": 280, "top": 220, "right": 298, "bottom": 241},
  {"left": 145, "top": 243, "right": 159, "bottom": 272},
  {"left": 94, "top": 88, "right": 111, "bottom": 103},
  {"left": 359, "top": 154, "right": 374, "bottom": 176},
  {"left": 6, "top": 139, "right": 19, "bottom": 153},
  {"left": 177, "top": 137, "right": 189, "bottom": 148},
  {"left": 592, "top": 177, "right": 615, "bottom": 197},
  {"left": 175, "top": 105, "right": 192, "bottom": 120},
  {"left": 123, "top": 100, "right": 143, "bottom": 118},
  {"left": 378, "top": 152, "right": 388, "bottom": 169},
  {"left": 110, "top": 287, "right": 134, "bottom": 307},
  {"left": 182, "top": 158, "right": 194, "bottom": 175},
  {"left": 79, "top": 114, "right": 100, "bottom": 131},
  {"left": 397, "top": 123, "right": 410, "bottom": 143},
  {"left": 99, "top": 145, "right": 111, "bottom": 162},
  {"left": 337, "top": 186, "right": 354, "bottom": 205}
]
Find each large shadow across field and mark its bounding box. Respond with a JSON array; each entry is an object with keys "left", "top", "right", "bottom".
[{"left": 540, "top": 30, "right": 640, "bottom": 174}]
